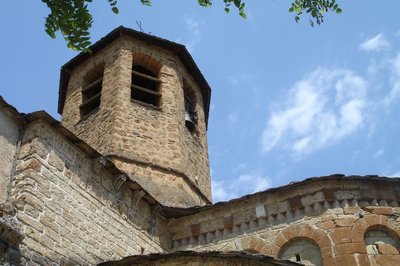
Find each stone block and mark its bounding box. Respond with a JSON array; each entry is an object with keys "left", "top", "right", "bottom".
[
  {"left": 334, "top": 243, "right": 367, "bottom": 255},
  {"left": 371, "top": 207, "right": 394, "bottom": 215},
  {"left": 320, "top": 246, "right": 332, "bottom": 259},
  {"left": 310, "top": 229, "right": 325, "bottom": 243},
  {"left": 376, "top": 243, "right": 399, "bottom": 255},
  {"left": 302, "top": 191, "right": 325, "bottom": 206},
  {"left": 255, "top": 203, "right": 267, "bottom": 218},
  {"left": 191, "top": 223, "right": 200, "bottom": 236},
  {"left": 267, "top": 201, "right": 289, "bottom": 215},
  {"left": 301, "top": 225, "right": 314, "bottom": 238},
  {"left": 335, "top": 190, "right": 360, "bottom": 201},
  {"left": 334, "top": 217, "right": 357, "bottom": 227},
  {"left": 329, "top": 227, "right": 352, "bottom": 244},
  {"left": 288, "top": 196, "right": 303, "bottom": 210},
  {"left": 316, "top": 220, "right": 335, "bottom": 230},
  {"left": 334, "top": 255, "right": 358, "bottom": 265},
  {"left": 375, "top": 254, "right": 400, "bottom": 265},
  {"left": 351, "top": 223, "right": 365, "bottom": 243},
  {"left": 273, "top": 232, "right": 287, "bottom": 247},
  {"left": 323, "top": 189, "right": 336, "bottom": 202},
  {"left": 223, "top": 215, "right": 233, "bottom": 230},
  {"left": 15, "top": 158, "right": 42, "bottom": 173}
]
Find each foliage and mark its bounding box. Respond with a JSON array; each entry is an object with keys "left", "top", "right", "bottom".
[
  {"left": 42, "top": 0, "right": 342, "bottom": 51},
  {"left": 289, "top": 0, "right": 342, "bottom": 26}
]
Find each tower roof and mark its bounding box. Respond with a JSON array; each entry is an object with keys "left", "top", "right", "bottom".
[{"left": 58, "top": 26, "right": 212, "bottom": 127}]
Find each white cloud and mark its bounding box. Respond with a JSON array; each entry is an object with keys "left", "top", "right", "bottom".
[
  {"left": 183, "top": 16, "right": 205, "bottom": 53},
  {"left": 374, "top": 148, "right": 384, "bottom": 158},
  {"left": 261, "top": 68, "right": 367, "bottom": 157},
  {"left": 228, "top": 113, "right": 238, "bottom": 124},
  {"left": 382, "top": 52, "right": 400, "bottom": 105},
  {"left": 212, "top": 170, "right": 271, "bottom": 202},
  {"left": 232, "top": 163, "right": 247, "bottom": 173},
  {"left": 227, "top": 73, "right": 255, "bottom": 87},
  {"left": 386, "top": 171, "right": 400, "bottom": 177},
  {"left": 359, "top": 33, "right": 390, "bottom": 52}
]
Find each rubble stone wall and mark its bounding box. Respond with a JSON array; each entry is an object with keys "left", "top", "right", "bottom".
[
  {"left": 9, "top": 120, "right": 168, "bottom": 265},
  {"left": 0, "top": 108, "right": 21, "bottom": 204},
  {"left": 61, "top": 36, "right": 211, "bottom": 208},
  {"left": 168, "top": 178, "right": 400, "bottom": 266}
]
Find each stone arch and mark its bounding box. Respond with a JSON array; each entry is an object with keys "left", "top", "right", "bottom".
[
  {"left": 278, "top": 237, "right": 323, "bottom": 266},
  {"left": 239, "top": 236, "right": 270, "bottom": 255},
  {"left": 270, "top": 224, "right": 332, "bottom": 259},
  {"left": 182, "top": 79, "right": 198, "bottom": 132},
  {"left": 364, "top": 224, "right": 400, "bottom": 264},
  {"left": 130, "top": 53, "right": 163, "bottom": 107},
  {"left": 182, "top": 79, "right": 197, "bottom": 103},
  {"left": 80, "top": 62, "right": 105, "bottom": 117},
  {"left": 350, "top": 214, "right": 396, "bottom": 243},
  {"left": 131, "top": 53, "right": 162, "bottom": 76}
]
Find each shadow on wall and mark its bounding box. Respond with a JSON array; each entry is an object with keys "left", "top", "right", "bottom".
[{"left": 0, "top": 236, "right": 22, "bottom": 264}]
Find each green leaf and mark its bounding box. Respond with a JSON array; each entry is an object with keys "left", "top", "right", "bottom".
[
  {"left": 141, "top": 0, "right": 152, "bottom": 6},
  {"left": 111, "top": 7, "right": 119, "bottom": 14},
  {"left": 336, "top": 8, "right": 342, "bottom": 14},
  {"left": 224, "top": 7, "right": 230, "bottom": 13}
]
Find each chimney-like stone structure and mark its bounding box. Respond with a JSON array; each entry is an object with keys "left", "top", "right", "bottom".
[{"left": 58, "top": 27, "right": 212, "bottom": 207}]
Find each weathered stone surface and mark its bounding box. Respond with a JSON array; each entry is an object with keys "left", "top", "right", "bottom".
[
  {"left": 8, "top": 121, "right": 167, "bottom": 264},
  {"left": 61, "top": 36, "right": 211, "bottom": 208},
  {"left": 0, "top": 109, "right": 21, "bottom": 204}
]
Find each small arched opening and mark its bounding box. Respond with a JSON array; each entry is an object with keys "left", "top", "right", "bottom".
[{"left": 278, "top": 238, "right": 322, "bottom": 266}]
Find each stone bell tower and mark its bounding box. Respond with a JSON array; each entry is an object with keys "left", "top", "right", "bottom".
[{"left": 58, "top": 26, "right": 212, "bottom": 207}]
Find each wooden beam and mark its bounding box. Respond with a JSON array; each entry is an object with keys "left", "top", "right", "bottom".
[
  {"left": 131, "top": 84, "right": 161, "bottom": 96},
  {"left": 132, "top": 70, "right": 160, "bottom": 83}
]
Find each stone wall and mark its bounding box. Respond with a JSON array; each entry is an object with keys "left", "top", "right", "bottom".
[
  {"left": 61, "top": 36, "right": 211, "bottom": 208},
  {"left": 168, "top": 177, "right": 400, "bottom": 266},
  {"left": 0, "top": 107, "right": 21, "bottom": 204},
  {"left": 100, "top": 251, "right": 299, "bottom": 266},
  {"left": 9, "top": 119, "right": 169, "bottom": 265}
]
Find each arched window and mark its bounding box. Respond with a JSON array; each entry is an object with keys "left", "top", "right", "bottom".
[
  {"left": 365, "top": 228, "right": 400, "bottom": 264},
  {"left": 80, "top": 63, "right": 104, "bottom": 117},
  {"left": 131, "top": 54, "right": 161, "bottom": 107},
  {"left": 182, "top": 80, "right": 197, "bottom": 132},
  {"left": 279, "top": 238, "right": 322, "bottom": 266}
]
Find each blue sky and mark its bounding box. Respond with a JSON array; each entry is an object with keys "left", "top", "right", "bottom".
[{"left": 1, "top": 1, "right": 400, "bottom": 203}]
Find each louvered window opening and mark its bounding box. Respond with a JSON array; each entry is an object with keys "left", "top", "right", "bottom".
[
  {"left": 131, "top": 65, "right": 161, "bottom": 106},
  {"left": 184, "top": 93, "right": 196, "bottom": 132},
  {"left": 80, "top": 68, "right": 103, "bottom": 117}
]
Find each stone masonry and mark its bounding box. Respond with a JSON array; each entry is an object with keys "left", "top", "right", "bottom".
[
  {"left": 0, "top": 107, "right": 169, "bottom": 264},
  {"left": 60, "top": 28, "right": 211, "bottom": 208},
  {"left": 167, "top": 177, "right": 400, "bottom": 266}
]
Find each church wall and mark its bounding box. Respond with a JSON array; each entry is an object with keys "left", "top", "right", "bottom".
[
  {"left": 9, "top": 120, "right": 168, "bottom": 265},
  {"left": 0, "top": 107, "right": 21, "bottom": 204},
  {"left": 168, "top": 178, "right": 400, "bottom": 266}
]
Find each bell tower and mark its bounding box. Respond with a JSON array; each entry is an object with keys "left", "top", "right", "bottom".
[{"left": 58, "top": 27, "right": 212, "bottom": 207}]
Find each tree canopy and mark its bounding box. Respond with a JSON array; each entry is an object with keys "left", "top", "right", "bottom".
[{"left": 42, "top": 0, "right": 342, "bottom": 51}]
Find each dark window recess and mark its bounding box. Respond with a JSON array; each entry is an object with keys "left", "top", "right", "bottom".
[
  {"left": 131, "top": 65, "right": 161, "bottom": 106},
  {"left": 80, "top": 67, "right": 104, "bottom": 117},
  {"left": 295, "top": 253, "right": 301, "bottom": 262},
  {"left": 184, "top": 93, "right": 197, "bottom": 132}
]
